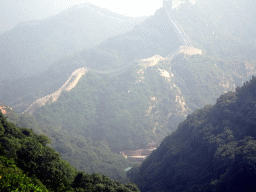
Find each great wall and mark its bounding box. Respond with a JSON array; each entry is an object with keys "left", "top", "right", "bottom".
[
  {"left": 22, "top": 0, "right": 203, "bottom": 115},
  {"left": 23, "top": 67, "right": 88, "bottom": 114},
  {"left": 7, "top": 0, "right": 222, "bottom": 166},
  {"left": 22, "top": 46, "right": 202, "bottom": 115}
]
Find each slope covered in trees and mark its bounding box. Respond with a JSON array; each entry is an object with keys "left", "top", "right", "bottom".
[
  {"left": 3, "top": 107, "right": 134, "bottom": 181},
  {"left": 2, "top": 1, "right": 255, "bottom": 177},
  {"left": 1, "top": 0, "right": 256, "bottom": 187},
  {"left": 128, "top": 77, "right": 256, "bottom": 192},
  {"left": 4, "top": 0, "right": 256, "bottom": 114},
  {"left": 0, "top": 7, "right": 177, "bottom": 113},
  {"left": 0, "top": 112, "right": 140, "bottom": 191},
  {"left": 32, "top": 53, "right": 250, "bottom": 152}
]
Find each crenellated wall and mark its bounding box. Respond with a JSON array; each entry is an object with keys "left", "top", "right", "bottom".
[
  {"left": 163, "top": 0, "right": 191, "bottom": 46},
  {"left": 23, "top": 67, "right": 88, "bottom": 114}
]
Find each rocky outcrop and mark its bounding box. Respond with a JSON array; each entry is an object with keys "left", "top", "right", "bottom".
[{"left": 0, "top": 105, "right": 7, "bottom": 114}]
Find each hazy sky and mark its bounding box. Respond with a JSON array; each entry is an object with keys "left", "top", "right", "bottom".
[
  {"left": 56, "top": 0, "right": 163, "bottom": 16},
  {"left": 0, "top": 0, "right": 163, "bottom": 32}
]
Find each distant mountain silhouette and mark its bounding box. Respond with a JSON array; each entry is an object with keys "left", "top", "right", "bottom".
[{"left": 0, "top": 2, "right": 145, "bottom": 81}]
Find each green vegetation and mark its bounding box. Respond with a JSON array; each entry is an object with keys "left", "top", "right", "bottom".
[
  {"left": 26, "top": 51, "right": 255, "bottom": 181},
  {"left": 1, "top": 1, "right": 256, "bottom": 190},
  {"left": 128, "top": 77, "right": 256, "bottom": 192},
  {"left": 0, "top": 7, "right": 179, "bottom": 114},
  {"left": 0, "top": 156, "right": 49, "bottom": 192},
  {"left": 5, "top": 109, "right": 134, "bottom": 181},
  {"left": 0, "top": 112, "right": 140, "bottom": 191}
]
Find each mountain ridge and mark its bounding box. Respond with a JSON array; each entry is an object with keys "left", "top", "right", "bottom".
[
  {"left": 22, "top": 44, "right": 202, "bottom": 115},
  {"left": 1, "top": 0, "right": 256, "bottom": 184},
  {"left": 0, "top": 2, "right": 146, "bottom": 81},
  {"left": 11, "top": 0, "right": 256, "bottom": 158}
]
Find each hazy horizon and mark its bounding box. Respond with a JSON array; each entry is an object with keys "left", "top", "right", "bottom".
[{"left": 0, "top": 0, "right": 162, "bottom": 33}]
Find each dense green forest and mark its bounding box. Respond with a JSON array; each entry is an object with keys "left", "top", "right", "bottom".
[
  {"left": 0, "top": 112, "right": 140, "bottom": 191},
  {"left": 128, "top": 77, "right": 256, "bottom": 192},
  {"left": 3, "top": 107, "right": 134, "bottom": 181}
]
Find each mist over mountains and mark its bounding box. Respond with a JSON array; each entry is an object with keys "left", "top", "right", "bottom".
[
  {"left": 1, "top": 0, "right": 256, "bottom": 191},
  {"left": 0, "top": 0, "right": 62, "bottom": 33},
  {"left": 0, "top": 2, "right": 146, "bottom": 81}
]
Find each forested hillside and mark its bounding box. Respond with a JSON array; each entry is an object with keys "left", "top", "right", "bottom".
[
  {"left": 1, "top": 0, "right": 256, "bottom": 180},
  {"left": 0, "top": 112, "right": 140, "bottom": 191},
  {"left": 128, "top": 77, "right": 256, "bottom": 192},
  {"left": 0, "top": 7, "right": 179, "bottom": 113},
  {"left": 33, "top": 52, "right": 254, "bottom": 152},
  {"left": 3, "top": 107, "right": 134, "bottom": 181},
  {"left": 1, "top": 0, "right": 256, "bottom": 190}
]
